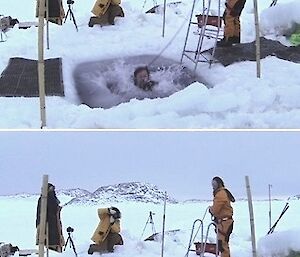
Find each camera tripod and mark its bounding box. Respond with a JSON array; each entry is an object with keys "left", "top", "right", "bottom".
[
  {"left": 64, "top": 2, "right": 78, "bottom": 31},
  {"left": 140, "top": 211, "right": 156, "bottom": 239},
  {"left": 64, "top": 231, "right": 78, "bottom": 257}
]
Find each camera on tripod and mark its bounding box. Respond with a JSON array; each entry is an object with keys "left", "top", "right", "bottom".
[
  {"left": 67, "top": 0, "right": 74, "bottom": 4},
  {"left": 67, "top": 226, "right": 74, "bottom": 233}
]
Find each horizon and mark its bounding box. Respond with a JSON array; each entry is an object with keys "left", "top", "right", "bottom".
[{"left": 0, "top": 181, "right": 298, "bottom": 202}]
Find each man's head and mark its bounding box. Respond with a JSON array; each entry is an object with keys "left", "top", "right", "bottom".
[
  {"left": 212, "top": 176, "right": 224, "bottom": 191},
  {"left": 110, "top": 207, "right": 121, "bottom": 219},
  {"left": 48, "top": 183, "right": 55, "bottom": 192},
  {"left": 133, "top": 66, "right": 153, "bottom": 91}
]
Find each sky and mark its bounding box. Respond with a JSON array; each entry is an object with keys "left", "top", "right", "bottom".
[{"left": 0, "top": 131, "right": 299, "bottom": 200}]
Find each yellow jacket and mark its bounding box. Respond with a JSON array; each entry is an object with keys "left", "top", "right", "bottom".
[
  {"left": 210, "top": 187, "right": 233, "bottom": 219},
  {"left": 92, "top": 0, "right": 121, "bottom": 16},
  {"left": 91, "top": 208, "right": 121, "bottom": 244}
]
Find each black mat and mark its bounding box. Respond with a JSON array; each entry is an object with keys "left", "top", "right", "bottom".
[
  {"left": 211, "top": 37, "right": 300, "bottom": 66},
  {"left": 0, "top": 57, "right": 64, "bottom": 97}
]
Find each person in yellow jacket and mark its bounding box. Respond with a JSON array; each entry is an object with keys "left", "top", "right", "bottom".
[
  {"left": 209, "top": 177, "right": 235, "bottom": 257},
  {"left": 89, "top": 0, "right": 124, "bottom": 26},
  {"left": 217, "top": 0, "right": 246, "bottom": 47},
  {"left": 88, "top": 207, "right": 123, "bottom": 254}
]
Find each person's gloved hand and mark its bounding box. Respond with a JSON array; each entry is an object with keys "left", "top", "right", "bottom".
[
  {"left": 108, "top": 207, "right": 117, "bottom": 215},
  {"left": 230, "top": 8, "right": 239, "bottom": 17},
  {"left": 110, "top": 216, "right": 115, "bottom": 224}
]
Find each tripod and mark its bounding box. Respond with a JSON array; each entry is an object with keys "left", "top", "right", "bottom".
[
  {"left": 64, "top": 2, "right": 78, "bottom": 31},
  {"left": 141, "top": 211, "right": 156, "bottom": 239},
  {"left": 64, "top": 231, "right": 78, "bottom": 257}
]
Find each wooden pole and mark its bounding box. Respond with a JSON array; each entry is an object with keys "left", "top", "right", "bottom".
[
  {"left": 38, "top": 0, "right": 47, "bottom": 128},
  {"left": 46, "top": 0, "right": 50, "bottom": 50},
  {"left": 253, "top": 0, "right": 261, "bottom": 78},
  {"left": 245, "top": 176, "right": 257, "bottom": 257},
  {"left": 162, "top": 0, "right": 167, "bottom": 37},
  {"left": 38, "top": 175, "right": 49, "bottom": 257},
  {"left": 161, "top": 191, "right": 167, "bottom": 257}
]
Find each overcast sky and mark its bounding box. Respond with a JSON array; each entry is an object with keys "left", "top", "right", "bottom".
[{"left": 0, "top": 131, "right": 299, "bottom": 200}]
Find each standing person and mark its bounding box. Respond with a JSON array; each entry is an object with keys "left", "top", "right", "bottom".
[
  {"left": 209, "top": 177, "right": 235, "bottom": 257},
  {"left": 217, "top": 0, "right": 246, "bottom": 47},
  {"left": 36, "top": 183, "right": 65, "bottom": 252},
  {"left": 88, "top": 207, "right": 123, "bottom": 254}
]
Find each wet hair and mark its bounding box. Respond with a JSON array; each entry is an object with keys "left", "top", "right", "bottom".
[{"left": 134, "top": 66, "right": 150, "bottom": 78}]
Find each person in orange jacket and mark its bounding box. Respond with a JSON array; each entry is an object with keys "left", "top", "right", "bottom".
[
  {"left": 217, "top": 0, "right": 246, "bottom": 47},
  {"left": 209, "top": 177, "right": 235, "bottom": 257}
]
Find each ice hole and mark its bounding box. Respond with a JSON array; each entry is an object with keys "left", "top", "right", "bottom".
[{"left": 74, "top": 55, "right": 206, "bottom": 109}]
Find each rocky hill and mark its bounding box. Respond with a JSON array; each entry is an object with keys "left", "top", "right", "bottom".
[{"left": 66, "top": 182, "right": 178, "bottom": 205}]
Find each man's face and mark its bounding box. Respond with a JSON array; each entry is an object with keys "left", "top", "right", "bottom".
[
  {"left": 212, "top": 180, "right": 218, "bottom": 191},
  {"left": 135, "top": 69, "right": 149, "bottom": 87}
]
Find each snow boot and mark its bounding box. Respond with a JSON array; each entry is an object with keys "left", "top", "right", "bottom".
[
  {"left": 232, "top": 36, "right": 240, "bottom": 44},
  {"left": 216, "top": 37, "right": 233, "bottom": 47}
]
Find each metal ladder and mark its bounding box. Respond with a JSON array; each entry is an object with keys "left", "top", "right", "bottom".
[
  {"left": 180, "top": 0, "right": 222, "bottom": 71},
  {"left": 184, "top": 219, "right": 219, "bottom": 257}
]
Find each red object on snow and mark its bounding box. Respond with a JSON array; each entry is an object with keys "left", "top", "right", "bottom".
[
  {"left": 196, "top": 15, "right": 222, "bottom": 28},
  {"left": 194, "top": 242, "right": 218, "bottom": 255}
]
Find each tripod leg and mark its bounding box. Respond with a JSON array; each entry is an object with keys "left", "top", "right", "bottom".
[
  {"left": 70, "top": 10, "right": 79, "bottom": 31},
  {"left": 64, "top": 236, "right": 70, "bottom": 251},
  {"left": 64, "top": 8, "right": 70, "bottom": 23},
  {"left": 69, "top": 237, "right": 78, "bottom": 257}
]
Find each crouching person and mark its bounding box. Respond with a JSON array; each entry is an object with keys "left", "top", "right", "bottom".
[
  {"left": 89, "top": 0, "right": 124, "bottom": 27},
  {"left": 88, "top": 207, "right": 123, "bottom": 254}
]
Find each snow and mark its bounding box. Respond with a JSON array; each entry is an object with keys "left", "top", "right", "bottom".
[
  {"left": 1, "top": 195, "right": 300, "bottom": 257},
  {"left": 0, "top": 0, "right": 300, "bottom": 128}
]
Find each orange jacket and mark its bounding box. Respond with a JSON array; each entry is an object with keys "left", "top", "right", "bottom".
[{"left": 210, "top": 187, "right": 233, "bottom": 219}]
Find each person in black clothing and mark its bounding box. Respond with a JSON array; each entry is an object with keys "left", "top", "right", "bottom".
[{"left": 36, "top": 183, "right": 65, "bottom": 252}]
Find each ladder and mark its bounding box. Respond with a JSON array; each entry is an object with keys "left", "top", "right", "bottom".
[
  {"left": 185, "top": 219, "right": 219, "bottom": 257},
  {"left": 180, "top": 0, "right": 222, "bottom": 71}
]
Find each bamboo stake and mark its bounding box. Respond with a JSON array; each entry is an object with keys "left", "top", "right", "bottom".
[
  {"left": 162, "top": 0, "right": 167, "bottom": 37},
  {"left": 245, "top": 176, "right": 257, "bottom": 257},
  {"left": 161, "top": 191, "right": 167, "bottom": 257},
  {"left": 38, "top": 175, "right": 49, "bottom": 257},
  {"left": 253, "top": 0, "right": 261, "bottom": 78},
  {"left": 38, "top": 0, "right": 47, "bottom": 128},
  {"left": 268, "top": 184, "right": 272, "bottom": 230},
  {"left": 46, "top": 0, "right": 50, "bottom": 50}
]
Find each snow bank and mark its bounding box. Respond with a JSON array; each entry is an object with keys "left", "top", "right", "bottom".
[
  {"left": 258, "top": 230, "right": 300, "bottom": 257},
  {"left": 260, "top": 0, "right": 300, "bottom": 37}
]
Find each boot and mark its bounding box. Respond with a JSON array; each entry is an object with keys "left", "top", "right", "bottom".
[
  {"left": 216, "top": 37, "right": 233, "bottom": 47},
  {"left": 232, "top": 36, "right": 240, "bottom": 44}
]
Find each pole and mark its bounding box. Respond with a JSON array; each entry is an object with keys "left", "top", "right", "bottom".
[
  {"left": 46, "top": 0, "right": 50, "bottom": 50},
  {"left": 38, "top": 0, "right": 47, "bottom": 128},
  {"left": 268, "top": 184, "right": 272, "bottom": 230},
  {"left": 38, "top": 175, "right": 49, "bottom": 257},
  {"left": 161, "top": 191, "right": 167, "bottom": 257},
  {"left": 162, "top": 0, "right": 167, "bottom": 37},
  {"left": 245, "top": 176, "right": 257, "bottom": 257},
  {"left": 253, "top": 0, "right": 261, "bottom": 78}
]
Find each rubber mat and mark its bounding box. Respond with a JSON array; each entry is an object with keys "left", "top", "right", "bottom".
[{"left": 0, "top": 57, "right": 64, "bottom": 97}]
